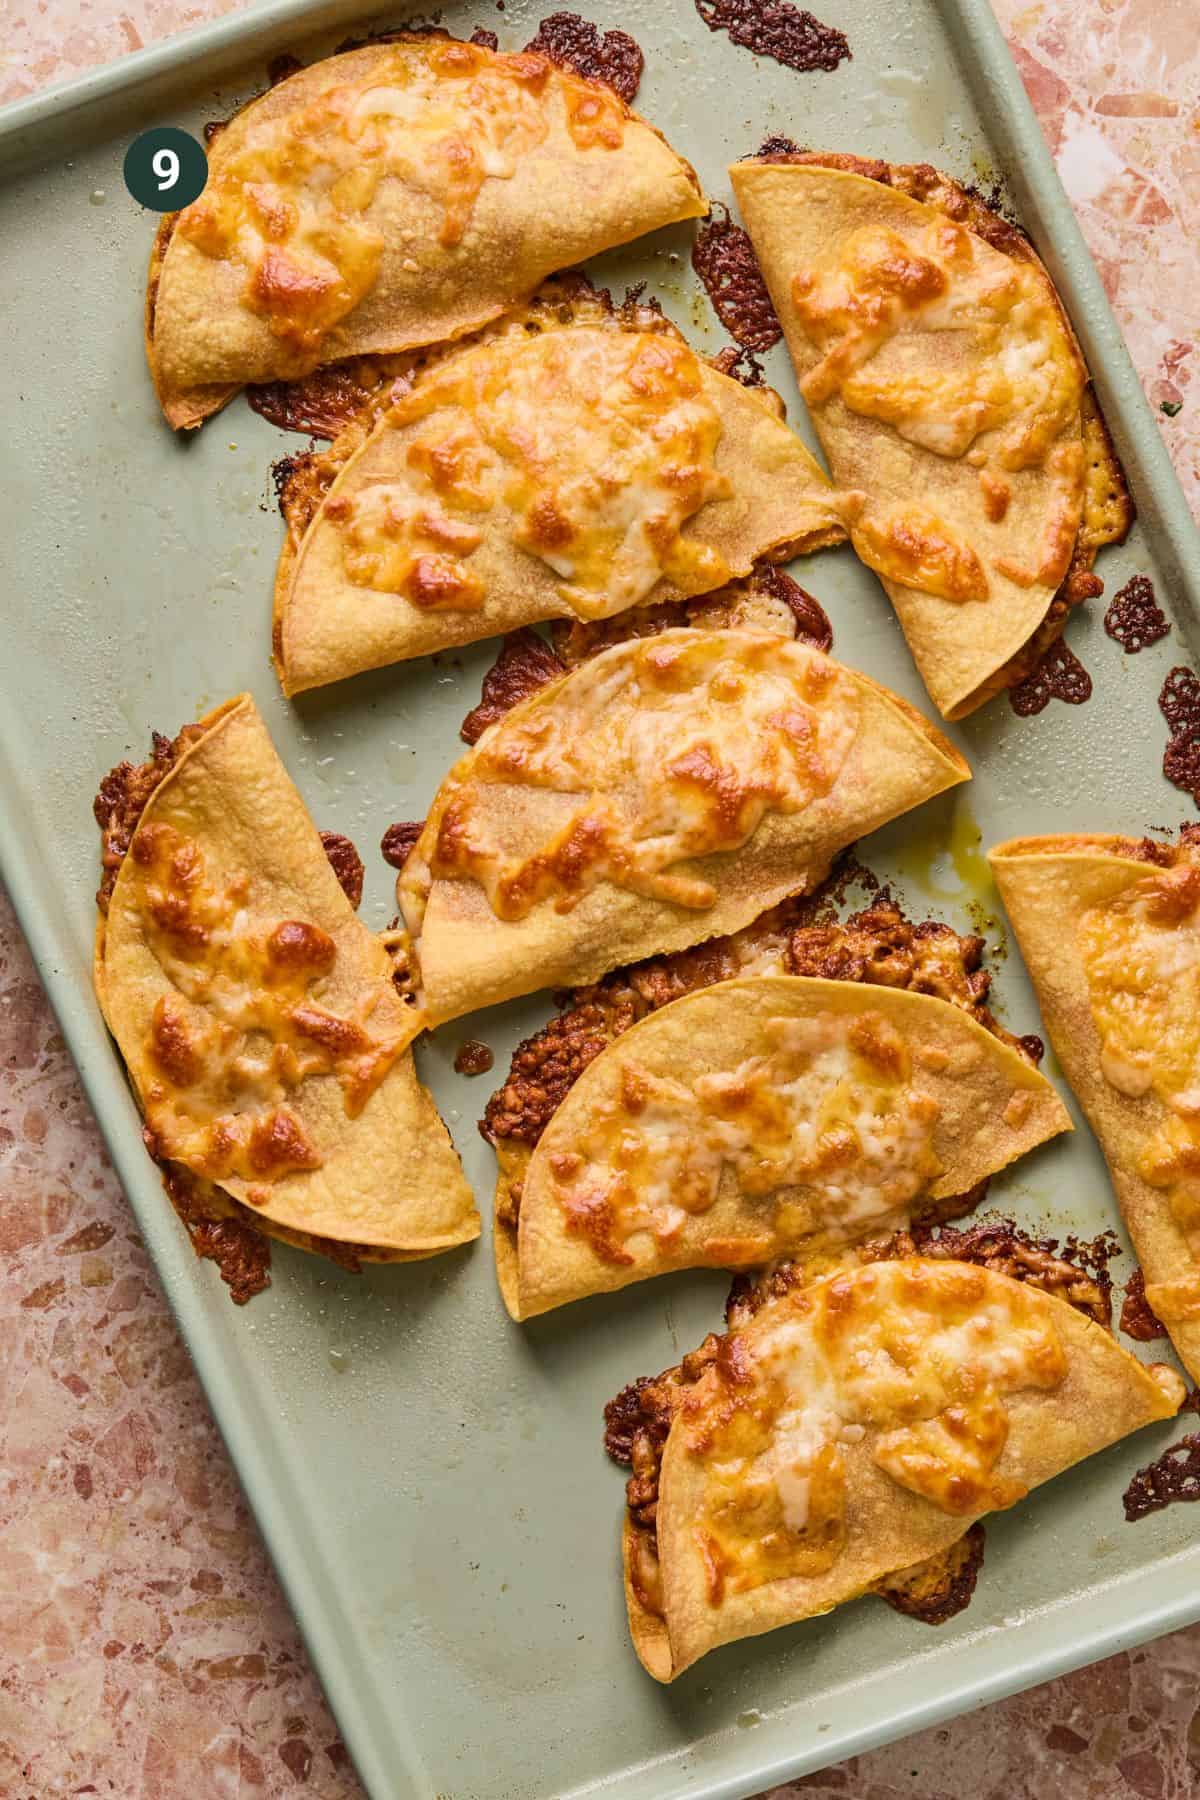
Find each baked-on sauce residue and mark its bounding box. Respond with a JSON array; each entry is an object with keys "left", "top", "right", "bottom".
[
  {"left": 460, "top": 628, "right": 566, "bottom": 745},
  {"left": 249, "top": 366, "right": 375, "bottom": 439},
  {"left": 708, "top": 344, "right": 765, "bottom": 387},
  {"left": 694, "top": 0, "right": 850, "bottom": 74},
  {"left": 319, "top": 831, "right": 364, "bottom": 908},
  {"left": 524, "top": 12, "right": 644, "bottom": 101},
  {"left": 1160, "top": 666, "right": 1200, "bottom": 807},
  {"left": 1124, "top": 1434, "right": 1200, "bottom": 1522},
  {"left": 691, "top": 205, "right": 782, "bottom": 353},
  {"left": 1121, "top": 1267, "right": 1168, "bottom": 1342},
  {"left": 381, "top": 820, "right": 425, "bottom": 870},
  {"left": 454, "top": 1039, "right": 495, "bottom": 1076},
  {"left": 1104, "top": 575, "right": 1169, "bottom": 654},
  {"left": 1008, "top": 638, "right": 1093, "bottom": 716}
]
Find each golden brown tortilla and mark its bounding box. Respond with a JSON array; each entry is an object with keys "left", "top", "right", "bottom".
[
  {"left": 147, "top": 36, "right": 705, "bottom": 428},
  {"left": 398, "top": 629, "right": 971, "bottom": 1021},
  {"left": 499, "top": 975, "right": 1070, "bottom": 1318},
  {"left": 990, "top": 833, "right": 1200, "bottom": 1382},
  {"left": 95, "top": 694, "right": 478, "bottom": 1260},
  {"left": 629, "top": 1256, "right": 1182, "bottom": 1680},
  {"left": 728, "top": 157, "right": 1131, "bottom": 719},
  {"left": 273, "top": 290, "right": 847, "bottom": 693}
]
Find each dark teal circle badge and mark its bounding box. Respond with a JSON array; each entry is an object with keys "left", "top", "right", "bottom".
[{"left": 123, "top": 128, "right": 209, "bottom": 211}]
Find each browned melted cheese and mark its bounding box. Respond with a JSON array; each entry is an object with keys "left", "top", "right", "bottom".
[
  {"left": 550, "top": 1008, "right": 951, "bottom": 1265},
  {"left": 683, "top": 1259, "right": 1065, "bottom": 1597},
  {"left": 1078, "top": 858, "right": 1200, "bottom": 1315},
  {"left": 417, "top": 634, "right": 858, "bottom": 920},
  {"left": 332, "top": 328, "right": 730, "bottom": 616},
  {"left": 789, "top": 214, "right": 1084, "bottom": 600},
  {"left": 174, "top": 41, "right": 627, "bottom": 359},
  {"left": 127, "top": 821, "right": 404, "bottom": 1186}
]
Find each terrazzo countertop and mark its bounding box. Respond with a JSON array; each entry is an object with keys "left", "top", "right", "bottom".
[{"left": 2, "top": 3, "right": 1198, "bottom": 1795}]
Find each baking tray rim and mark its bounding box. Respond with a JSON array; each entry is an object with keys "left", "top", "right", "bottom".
[{"left": 4, "top": 0, "right": 1200, "bottom": 1796}]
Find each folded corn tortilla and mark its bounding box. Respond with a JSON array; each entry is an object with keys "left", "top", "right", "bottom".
[
  {"left": 147, "top": 36, "right": 706, "bottom": 428},
  {"left": 991, "top": 831, "right": 1200, "bottom": 1382},
  {"left": 95, "top": 693, "right": 478, "bottom": 1261},
  {"left": 398, "top": 629, "right": 971, "bottom": 1021},
  {"left": 729, "top": 155, "right": 1132, "bottom": 719}
]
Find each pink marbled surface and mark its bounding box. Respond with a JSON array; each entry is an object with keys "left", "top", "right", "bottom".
[{"left": 2, "top": 4, "right": 1199, "bottom": 1797}]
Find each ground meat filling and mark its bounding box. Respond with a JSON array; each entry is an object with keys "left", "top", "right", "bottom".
[
  {"left": 157, "top": 1154, "right": 273, "bottom": 1307},
  {"left": 608, "top": 1225, "right": 1114, "bottom": 1620},
  {"left": 860, "top": 1217, "right": 1115, "bottom": 1330},
  {"left": 94, "top": 723, "right": 208, "bottom": 912},
  {"left": 1121, "top": 1268, "right": 1168, "bottom": 1341},
  {"left": 873, "top": 1523, "right": 986, "bottom": 1624}
]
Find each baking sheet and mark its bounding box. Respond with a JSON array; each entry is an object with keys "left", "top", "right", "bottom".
[{"left": 3, "top": 1, "right": 1200, "bottom": 1796}]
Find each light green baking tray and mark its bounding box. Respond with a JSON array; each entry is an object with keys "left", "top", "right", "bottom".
[{"left": 3, "top": 2, "right": 1200, "bottom": 1795}]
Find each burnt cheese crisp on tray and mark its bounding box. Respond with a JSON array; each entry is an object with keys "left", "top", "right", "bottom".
[
  {"left": 146, "top": 34, "right": 705, "bottom": 428},
  {"left": 492, "top": 973, "right": 1069, "bottom": 1318},
  {"left": 272, "top": 283, "right": 847, "bottom": 692},
  {"left": 991, "top": 832, "right": 1200, "bottom": 1385},
  {"left": 396, "top": 628, "right": 971, "bottom": 1021},
  {"left": 93, "top": 694, "right": 479, "bottom": 1274},
  {"left": 614, "top": 1255, "right": 1183, "bottom": 1681},
  {"left": 728, "top": 154, "right": 1132, "bottom": 719}
]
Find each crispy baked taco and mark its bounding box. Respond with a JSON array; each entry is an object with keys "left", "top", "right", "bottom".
[
  {"left": 611, "top": 1253, "right": 1183, "bottom": 1680},
  {"left": 483, "top": 888, "right": 1041, "bottom": 1310},
  {"left": 93, "top": 694, "right": 478, "bottom": 1279},
  {"left": 146, "top": 36, "right": 705, "bottom": 428},
  {"left": 493, "top": 972, "right": 1069, "bottom": 1317},
  {"left": 990, "top": 830, "right": 1200, "bottom": 1382},
  {"left": 397, "top": 629, "right": 970, "bottom": 1021},
  {"left": 728, "top": 155, "right": 1132, "bottom": 719},
  {"left": 272, "top": 284, "right": 847, "bottom": 693}
]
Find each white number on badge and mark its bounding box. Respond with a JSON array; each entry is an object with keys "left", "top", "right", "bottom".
[{"left": 152, "top": 148, "right": 180, "bottom": 192}]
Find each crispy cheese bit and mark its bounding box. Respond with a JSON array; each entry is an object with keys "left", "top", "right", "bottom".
[
  {"left": 788, "top": 214, "right": 1084, "bottom": 598},
  {"left": 125, "top": 822, "right": 404, "bottom": 1183},
  {"left": 335, "top": 329, "right": 731, "bottom": 617},
  {"left": 685, "top": 1259, "right": 1066, "bottom": 1595},
  {"left": 175, "top": 42, "right": 628, "bottom": 363},
  {"left": 1078, "top": 860, "right": 1200, "bottom": 1257},
  {"left": 427, "top": 635, "right": 859, "bottom": 919},
  {"left": 548, "top": 1008, "right": 949, "bottom": 1264}
]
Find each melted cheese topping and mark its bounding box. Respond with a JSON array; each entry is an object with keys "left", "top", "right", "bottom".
[
  {"left": 126, "top": 822, "right": 404, "bottom": 1187},
  {"left": 688, "top": 1260, "right": 1066, "bottom": 1598},
  {"left": 175, "top": 42, "right": 626, "bottom": 360},
  {"left": 426, "top": 634, "right": 859, "bottom": 918},
  {"left": 789, "top": 215, "right": 1084, "bottom": 601},
  {"left": 549, "top": 1009, "right": 946, "bottom": 1263},
  {"left": 333, "top": 328, "right": 730, "bottom": 616},
  {"left": 1078, "top": 863, "right": 1200, "bottom": 1253}
]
